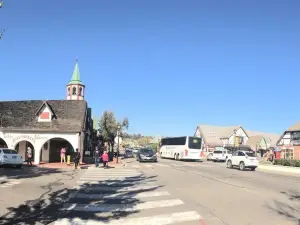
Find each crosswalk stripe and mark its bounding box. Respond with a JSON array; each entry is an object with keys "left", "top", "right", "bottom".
[
  {"left": 72, "top": 184, "right": 161, "bottom": 192},
  {"left": 131, "top": 165, "right": 141, "bottom": 168},
  {"left": 76, "top": 180, "right": 156, "bottom": 185},
  {"left": 84, "top": 170, "right": 140, "bottom": 173},
  {"left": 54, "top": 211, "right": 201, "bottom": 225},
  {"left": 69, "top": 191, "right": 171, "bottom": 199},
  {"left": 82, "top": 173, "right": 142, "bottom": 177},
  {"left": 81, "top": 173, "right": 142, "bottom": 177},
  {"left": 80, "top": 176, "right": 142, "bottom": 180},
  {"left": 0, "top": 180, "right": 20, "bottom": 188},
  {"left": 144, "top": 164, "right": 153, "bottom": 168},
  {"left": 155, "top": 163, "right": 169, "bottom": 167},
  {"left": 63, "top": 199, "right": 184, "bottom": 212}
]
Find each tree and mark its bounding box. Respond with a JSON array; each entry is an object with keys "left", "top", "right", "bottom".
[
  {"left": 137, "top": 136, "right": 151, "bottom": 146},
  {"left": 99, "top": 110, "right": 129, "bottom": 152}
]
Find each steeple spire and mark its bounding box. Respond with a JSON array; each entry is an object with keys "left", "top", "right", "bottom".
[
  {"left": 68, "top": 59, "right": 83, "bottom": 85},
  {"left": 66, "top": 59, "right": 85, "bottom": 101}
]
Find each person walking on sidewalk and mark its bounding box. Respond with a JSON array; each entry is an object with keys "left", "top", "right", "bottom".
[
  {"left": 26, "top": 147, "right": 33, "bottom": 166},
  {"left": 94, "top": 147, "right": 100, "bottom": 168},
  {"left": 73, "top": 148, "right": 81, "bottom": 169},
  {"left": 101, "top": 150, "right": 109, "bottom": 168},
  {"left": 60, "top": 147, "right": 66, "bottom": 164}
]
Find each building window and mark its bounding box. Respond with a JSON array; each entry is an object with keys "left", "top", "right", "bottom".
[
  {"left": 79, "top": 87, "right": 83, "bottom": 96},
  {"left": 68, "top": 87, "right": 70, "bottom": 96},
  {"left": 281, "top": 148, "right": 294, "bottom": 159},
  {"left": 72, "top": 87, "right": 77, "bottom": 95}
]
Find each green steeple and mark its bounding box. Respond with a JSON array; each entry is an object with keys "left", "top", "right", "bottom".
[{"left": 68, "top": 59, "right": 84, "bottom": 85}]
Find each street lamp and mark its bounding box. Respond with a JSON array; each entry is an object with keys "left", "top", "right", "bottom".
[{"left": 116, "top": 124, "right": 121, "bottom": 163}]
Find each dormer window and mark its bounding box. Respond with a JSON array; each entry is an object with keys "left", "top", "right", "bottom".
[
  {"left": 72, "top": 87, "right": 77, "bottom": 95},
  {"left": 36, "top": 101, "right": 56, "bottom": 122}
]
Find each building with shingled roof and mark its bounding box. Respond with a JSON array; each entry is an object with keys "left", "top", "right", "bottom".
[
  {"left": 194, "top": 124, "right": 280, "bottom": 153},
  {"left": 276, "top": 122, "right": 300, "bottom": 160},
  {"left": 194, "top": 125, "right": 249, "bottom": 152},
  {"left": 0, "top": 60, "right": 93, "bottom": 164}
]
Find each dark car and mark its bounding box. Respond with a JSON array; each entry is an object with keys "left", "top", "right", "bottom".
[
  {"left": 124, "top": 150, "right": 134, "bottom": 158},
  {"left": 137, "top": 148, "right": 157, "bottom": 162}
]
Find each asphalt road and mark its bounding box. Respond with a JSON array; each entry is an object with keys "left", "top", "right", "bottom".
[
  {"left": 124, "top": 158, "right": 300, "bottom": 225},
  {"left": 1, "top": 159, "right": 300, "bottom": 225}
]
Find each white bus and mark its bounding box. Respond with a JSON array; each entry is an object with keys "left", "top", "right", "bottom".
[{"left": 159, "top": 136, "right": 203, "bottom": 161}]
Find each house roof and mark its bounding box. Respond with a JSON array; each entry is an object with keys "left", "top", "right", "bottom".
[
  {"left": 287, "top": 122, "right": 300, "bottom": 132},
  {"left": 246, "top": 130, "right": 280, "bottom": 146},
  {"left": 247, "top": 135, "right": 264, "bottom": 148},
  {"left": 197, "top": 125, "right": 240, "bottom": 146},
  {"left": 0, "top": 100, "right": 87, "bottom": 132}
]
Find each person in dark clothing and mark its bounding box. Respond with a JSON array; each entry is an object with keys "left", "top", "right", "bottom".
[
  {"left": 73, "top": 148, "right": 81, "bottom": 169},
  {"left": 94, "top": 147, "right": 100, "bottom": 168}
]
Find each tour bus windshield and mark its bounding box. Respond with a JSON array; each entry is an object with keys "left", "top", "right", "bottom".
[{"left": 188, "top": 137, "right": 202, "bottom": 149}]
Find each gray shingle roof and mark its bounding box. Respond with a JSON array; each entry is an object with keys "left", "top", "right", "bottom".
[
  {"left": 287, "top": 122, "right": 300, "bottom": 132},
  {"left": 0, "top": 100, "right": 87, "bottom": 132},
  {"left": 246, "top": 130, "right": 280, "bottom": 146}
]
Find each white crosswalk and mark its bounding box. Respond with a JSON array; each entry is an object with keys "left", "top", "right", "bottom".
[
  {"left": 0, "top": 179, "right": 21, "bottom": 188},
  {"left": 128, "top": 162, "right": 206, "bottom": 169},
  {"left": 54, "top": 168, "right": 202, "bottom": 225}
]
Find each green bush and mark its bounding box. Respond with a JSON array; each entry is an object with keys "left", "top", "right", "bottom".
[{"left": 273, "top": 159, "right": 300, "bottom": 167}]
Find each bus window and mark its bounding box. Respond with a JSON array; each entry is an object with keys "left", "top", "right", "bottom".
[{"left": 188, "top": 137, "right": 202, "bottom": 149}]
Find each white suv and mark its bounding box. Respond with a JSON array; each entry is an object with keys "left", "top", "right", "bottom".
[
  {"left": 213, "top": 150, "right": 232, "bottom": 162},
  {"left": 226, "top": 150, "right": 258, "bottom": 171}
]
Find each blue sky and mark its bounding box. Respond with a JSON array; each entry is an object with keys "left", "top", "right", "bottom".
[{"left": 1, "top": 0, "right": 300, "bottom": 136}]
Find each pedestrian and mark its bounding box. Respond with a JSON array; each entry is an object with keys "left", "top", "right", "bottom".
[
  {"left": 60, "top": 147, "right": 66, "bottom": 164},
  {"left": 26, "top": 147, "right": 33, "bottom": 166},
  {"left": 73, "top": 148, "right": 81, "bottom": 169},
  {"left": 94, "top": 147, "right": 100, "bottom": 168},
  {"left": 101, "top": 150, "right": 109, "bottom": 168}
]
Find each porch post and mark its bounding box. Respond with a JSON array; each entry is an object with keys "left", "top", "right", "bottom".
[{"left": 34, "top": 144, "right": 40, "bottom": 165}]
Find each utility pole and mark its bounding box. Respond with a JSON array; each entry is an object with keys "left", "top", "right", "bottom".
[{"left": 116, "top": 125, "right": 121, "bottom": 163}]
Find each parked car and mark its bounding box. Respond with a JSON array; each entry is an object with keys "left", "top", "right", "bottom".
[
  {"left": 136, "top": 148, "right": 157, "bottom": 162},
  {"left": 226, "top": 150, "right": 258, "bottom": 171},
  {"left": 132, "top": 148, "right": 139, "bottom": 154},
  {"left": 0, "top": 148, "right": 23, "bottom": 168},
  {"left": 213, "top": 150, "right": 232, "bottom": 162},
  {"left": 124, "top": 150, "right": 134, "bottom": 158}
]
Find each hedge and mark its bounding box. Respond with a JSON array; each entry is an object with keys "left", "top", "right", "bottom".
[{"left": 273, "top": 159, "right": 300, "bottom": 167}]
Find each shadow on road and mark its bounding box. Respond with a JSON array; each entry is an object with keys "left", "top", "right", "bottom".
[
  {"left": 268, "top": 190, "right": 300, "bottom": 225},
  {"left": 0, "top": 173, "right": 162, "bottom": 224},
  {"left": 0, "top": 166, "right": 64, "bottom": 181}
]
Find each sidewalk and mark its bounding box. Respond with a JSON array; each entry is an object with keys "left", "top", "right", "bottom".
[{"left": 258, "top": 164, "right": 300, "bottom": 174}]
